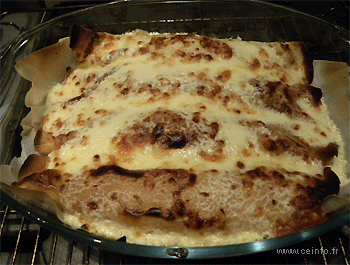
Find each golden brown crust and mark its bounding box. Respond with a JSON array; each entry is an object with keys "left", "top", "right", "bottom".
[
  {"left": 34, "top": 128, "right": 77, "bottom": 155},
  {"left": 14, "top": 169, "right": 65, "bottom": 210},
  {"left": 15, "top": 164, "right": 339, "bottom": 236},
  {"left": 113, "top": 109, "right": 222, "bottom": 155},
  {"left": 300, "top": 42, "right": 314, "bottom": 85},
  {"left": 276, "top": 42, "right": 313, "bottom": 85},
  {"left": 274, "top": 207, "right": 325, "bottom": 237},
  {"left": 69, "top": 25, "right": 101, "bottom": 64},
  {"left": 247, "top": 80, "right": 323, "bottom": 121},
  {"left": 34, "top": 129, "right": 57, "bottom": 155},
  {"left": 241, "top": 121, "right": 339, "bottom": 166},
  {"left": 17, "top": 154, "right": 48, "bottom": 181}
]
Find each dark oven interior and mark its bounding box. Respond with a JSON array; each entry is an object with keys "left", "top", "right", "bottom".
[{"left": 1, "top": 1, "right": 349, "bottom": 264}]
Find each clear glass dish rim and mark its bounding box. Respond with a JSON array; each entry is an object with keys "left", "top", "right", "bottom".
[{"left": 1, "top": 187, "right": 348, "bottom": 259}]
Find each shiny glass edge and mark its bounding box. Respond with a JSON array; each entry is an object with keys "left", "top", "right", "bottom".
[
  {"left": 1, "top": 185, "right": 349, "bottom": 259},
  {"left": 1, "top": 0, "right": 349, "bottom": 259}
]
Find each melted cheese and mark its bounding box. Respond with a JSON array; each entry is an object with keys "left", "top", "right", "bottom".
[
  {"left": 42, "top": 30, "right": 345, "bottom": 183},
  {"left": 32, "top": 30, "right": 347, "bottom": 247}
]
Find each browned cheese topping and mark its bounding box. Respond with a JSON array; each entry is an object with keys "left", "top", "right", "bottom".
[{"left": 14, "top": 26, "right": 346, "bottom": 246}]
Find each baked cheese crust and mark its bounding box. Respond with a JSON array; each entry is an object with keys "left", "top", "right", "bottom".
[{"left": 14, "top": 26, "right": 346, "bottom": 246}]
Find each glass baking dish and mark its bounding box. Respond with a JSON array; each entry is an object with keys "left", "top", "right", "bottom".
[{"left": 1, "top": 0, "right": 349, "bottom": 259}]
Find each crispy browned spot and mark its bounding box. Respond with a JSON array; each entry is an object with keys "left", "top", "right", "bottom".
[
  {"left": 184, "top": 210, "right": 226, "bottom": 229},
  {"left": 251, "top": 81, "right": 323, "bottom": 121},
  {"left": 250, "top": 58, "right": 261, "bottom": 71},
  {"left": 14, "top": 169, "right": 62, "bottom": 189},
  {"left": 216, "top": 70, "right": 232, "bottom": 83},
  {"left": 18, "top": 154, "right": 48, "bottom": 182},
  {"left": 274, "top": 207, "right": 325, "bottom": 237},
  {"left": 87, "top": 201, "right": 99, "bottom": 210},
  {"left": 62, "top": 93, "right": 86, "bottom": 109},
  {"left": 63, "top": 66, "right": 74, "bottom": 82},
  {"left": 52, "top": 165, "right": 339, "bottom": 233},
  {"left": 34, "top": 129, "right": 77, "bottom": 155},
  {"left": 115, "top": 109, "right": 222, "bottom": 153},
  {"left": 198, "top": 140, "right": 225, "bottom": 162},
  {"left": 149, "top": 36, "right": 167, "bottom": 49},
  {"left": 241, "top": 121, "right": 338, "bottom": 165},
  {"left": 70, "top": 25, "right": 101, "bottom": 63},
  {"left": 199, "top": 36, "right": 233, "bottom": 59}
]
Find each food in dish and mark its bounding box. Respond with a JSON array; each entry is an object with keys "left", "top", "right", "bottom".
[{"left": 14, "top": 26, "right": 346, "bottom": 246}]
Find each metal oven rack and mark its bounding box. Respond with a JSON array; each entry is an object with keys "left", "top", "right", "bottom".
[
  {"left": 1, "top": 1, "right": 350, "bottom": 264},
  {"left": 1, "top": 202, "right": 349, "bottom": 264}
]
